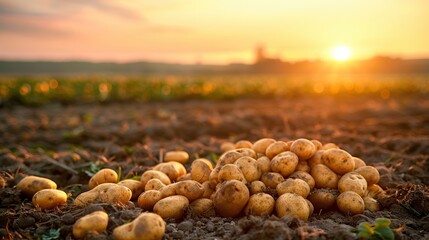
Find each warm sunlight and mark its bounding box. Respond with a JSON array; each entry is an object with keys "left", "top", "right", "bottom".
[{"left": 332, "top": 46, "right": 351, "bottom": 61}]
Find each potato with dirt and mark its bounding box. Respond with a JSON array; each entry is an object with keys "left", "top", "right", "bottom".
[
  {"left": 164, "top": 150, "right": 189, "bottom": 164},
  {"left": 218, "top": 164, "right": 247, "bottom": 183},
  {"left": 235, "top": 140, "right": 253, "bottom": 149},
  {"left": 290, "top": 138, "right": 317, "bottom": 161},
  {"left": 190, "top": 158, "right": 213, "bottom": 183},
  {"left": 290, "top": 171, "right": 315, "bottom": 190},
  {"left": 270, "top": 151, "right": 299, "bottom": 177},
  {"left": 217, "top": 150, "right": 243, "bottom": 166},
  {"left": 265, "top": 141, "right": 289, "bottom": 159},
  {"left": 354, "top": 166, "right": 380, "bottom": 185},
  {"left": 88, "top": 168, "right": 118, "bottom": 190},
  {"left": 201, "top": 181, "right": 215, "bottom": 198},
  {"left": 252, "top": 138, "right": 276, "bottom": 155},
  {"left": 276, "top": 193, "right": 310, "bottom": 221},
  {"left": 260, "top": 172, "right": 284, "bottom": 188},
  {"left": 145, "top": 178, "right": 167, "bottom": 191},
  {"left": 235, "top": 156, "right": 261, "bottom": 182},
  {"left": 141, "top": 170, "right": 171, "bottom": 188},
  {"left": 190, "top": 198, "right": 215, "bottom": 216},
  {"left": 338, "top": 172, "right": 367, "bottom": 196},
  {"left": 153, "top": 195, "right": 189, "bottom": 219},
  {"left": 32, "top": 189, "right": 67, "bottom": 210},
  {"left": 250, "top": 180, "right": 266, "bottom": 194},
  {"left": 74, "top": 183, "right": 132, "bottom": 206},
  {"left": 276, "top": 178, "right": 310, "bottom": 198},
  {"left": 73, "top": 211, "right": 108, "bottom": 239},
  {"left": 153, "top": 162, "right": 187, "bottom": 182},
  {"left": 118, "top": 179, "right": 144, "bottom": 200},
  {"left": 352, "top": 157, "right": 366, "bottom": 169},
  {"left": 174, "top": 180, "right": 204, "bottom": 201},
  {"left": 113, "top": 212, "right": 165, "bottom": 240},
  {"left": 16, "top": 176, "right": 57, "bottom": 197},
  {"left": 213, "top": 180, "right": 250, "bottom": 217},
  {"left": 307, "top": 189, "right": 337, "bottom": 211},
  {"left": 244, "top": 193, "right": 275, "bottom": 216},
  {"left": 311, "top": 164, "right": 339, "bottom": 189},
  {"left": 336, "top": 191, "right": 365, "bottom": 215},
  {"left": 137, "top": 190, "right": 163, "bottom": 211},
  {"left": 322, "top": 148, "right": 355, "bottom": 175},
  {"left": 256, "top": 156, "right": 271, "bottom": 174},
  {"left": 363, "top": 196, "right": 381, "bottom": 211},
  {"left": 307, "top": 150, "right": 324, "bottom": 168},
  {"left": 296, "top": 160, "right": 310, "bottom": 173}
]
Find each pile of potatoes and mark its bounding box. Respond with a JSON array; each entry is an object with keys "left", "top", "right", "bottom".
[{"left": 15, "top": 138, "right": 385, "bottom": 239}]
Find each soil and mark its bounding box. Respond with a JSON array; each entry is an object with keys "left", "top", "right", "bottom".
[{"left": 1, "top": 95, "right": 429, "bottom": 239}]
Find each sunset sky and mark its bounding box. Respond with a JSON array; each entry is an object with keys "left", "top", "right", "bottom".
[{"left": 0, "top": 0, "right": 428, "bottom": 64}]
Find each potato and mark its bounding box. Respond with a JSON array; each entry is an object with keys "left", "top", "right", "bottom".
[
  {"left": 141, "top": 170, "right": 171, "bottom": 188},
  {"left": 311, "top": 140, "right": 323, "bottom": 150},
  {"left": 145, "top": 178, "right": 166, "bottom": 191},
  {"left": 252, "top": 138, "right": 276, "bottom": 155},
  {"left": 311, "top": 164, "right": 339, "bottom": 189},
  {"left": 175, "top": 180, "right": 204, "bottom": 201},
  {"left": 307, "top": 150, "right": 324, "bottom": 168},
  {"left": 354, "top": 166, "right": 380, "bottom": 186},
  {"left": 201, "top": 181, "right": 215, "bottom": 198},
  {"left": 338, "top": 172, "right": 367, "bottom": 196},
  {"left": 363, "top": 196, "right": 380, "bottom": 211},
  {"left": 213, "top": 180, "right": 250, "bottom": 217},
  {"left": 265, "top": 141, "right": 289, "bottom": 159},
  {"left": 74, "top": 183, "right": 132, "bottom": 206},
  {"left": 276, "top": 193, "right": 310, "bottom": 221},
  {"left": 367, "top": 184, "right": 386, "bottom": 199},
  {"left": 306, "top": 199, "right": 314, "bottom": 216},
  {"left": 250, "top": 181, "right": 266, "bottom": 195},
  {"left": 235, "top": 156, "right": 261, "bottom": 182},
  {"left": 336, "top": 191, "right": 365, "bottom": 215},
  {"left": 270, "top": 151, "right": 299, "bottom": 177},
  {"left": 159, "top": 184, "right": 177, "bottom": 198},
  {"left": 88, "top": 169, "right": 118, "bottom": 190},
  {"left": 220, "top": 142, "right": 236, "bottom": 153},
  {"left": 118, "top": 179, "right": 144, "bottom": 200},
  {"left": 322, "top": 149, "right": 355, "bottom": 175},
  {"left": 260, "top": 172, "right": 284, "bottom": 189},
  {"left": 353, "top": 157, "right": 366, "bottom": 169},
  {"left": 307, "top": 189, "right": 337, "bottom": 211},
  {"left": 137, "top": 190, "right": 162, "bottom": 211},
  {"left": 153, "top": 162, "right": 187, "bottom": 182},
  {"left": 322, "top": 143, "right": 339, "bottom": 150},
  {"left": 32, "top": 189, "right": 67, "bottom": 210},
  {"left": 290, "top": 138, "right": 316, "bottom": 161},
  {"left": 73, "top": 211, "right": 108, "bottom": 239},
  {"left": 296, "top": 160, "right": 310, "bottom": 173},
  {"left": 244, "top": 193, "right": 275, "bottom": 216},
  {"left": 289, "top": 171, "right": 315, "bottom": 190},
  {"left": 235, "top": 140, "right": 253, "bottom": 149},
  {"left": 112, "top": 212, "right": 165, "bottom": 240},
  {"left": 218, "top": 164, "right": 247, "bottom": 183},
  {"left": 191, "top": 158, "right": 213, "bottom": 183},
  {"left": 208, "top": 166, "right": 221, "bottom": 188},
  {"left": 256, "top": 156, "right": 271, "bottom": 174},
  {"left": 164, "top": 150, "right": 189, "bottom": 164},
  {"left": 177, "top": 173, "right": 192, "bottom": 182},
  {"left": 276, "top": 178, "right": 310, "bottom": 198},
  {"left": 235, "top": 148, "right": 257, "bottom": 159},
  {"left": 16, "top": 176, "right": 57, "bottom": 197},
  {"left": 153, "top": 195, "right": 189, "bottom": 219},
  {"left": 218, "top": 150, "right": 243, "bottom": 166},
  {"left": 190, "top": 198, "right": 215, "bottom": 216}
]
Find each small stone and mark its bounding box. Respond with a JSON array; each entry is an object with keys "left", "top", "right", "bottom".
[
  {"left": 177, "top": 220, "right": 193, "bottom": 232},
  {"left": 206, "top": 222, "right": 215, "bottom": 232},
  {"left": 170, "top": 230, "right": 184, "bottom": 239}
]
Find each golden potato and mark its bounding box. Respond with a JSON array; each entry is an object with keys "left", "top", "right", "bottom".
[
  {"left": 353, "top": 157, "right": 366, "bottom": 169},
  {"left": 354, "top": 166, "right": 380, "bottom": 186},
  {"left": 307, "top": 150, "right": 324, "bottom": 168},
  {"left": 244, "top": 193, "right": 275, "bottom": 216},
  {"left": 141, "top": 170, "right": 171, "bottom": 188},
  {"left": 213, "top": 180, "right": 249, "bottom": 217},
  {"left": 235, "top": 156, "right": 261, "bottom": 182},
  {"left": 311, "top": 140, "right": 323, "bottom": 150},
  {"left": 336, "top": 191, "right": 365, "bottom": 215},
  {"left": 112, "top": 212, "right": 165, "bottom": 240},
  {"left": 276, "top": 193, "right": 310, "bottom": 221},
  {"left": 252, "top": 138, "right": 276, "bottom": 155},
  {"left": 363, "top": 196, "right": 380, "bottom": 211},
  {"left": 311, "top": 164, "right": 339, "bottom": 189},
  {"left": 235, "top": 148, "right": 257, "bottom": 159},
  {"left": 175, "top": 180, "right": 204, "bottom": 201},
  {"left": 118, "top": 179, "right": 144, "bottom": 200},
  {"left": 208, "top": 166, "right": 221, "bottom": 189},
  {"left": 260, "top": 172, "right": 284, "bottom": 189},
  {"left": 153, "top": 195, "right": 189, "bottom": 219},
  {"left": 16, "top": 176, "right": 57, "bottom": 197},
  {"left": 322, "top": 149, "right": 355, "bottom": 175},
  {"left": 256, "top": 156, "right": 271, "bottom": 174},
  {"left": 137, "top": 190, "right": 162, "bottom": 211},
  {"left": 32, "top": 189, "right": 67, "bottom": 210},
  {"left": 73, "top": 211, "right": 108, "bottom": 239},
  {"left": 88, "top": 169, "right": 118, "bottom": 190},
  {"left": 201, "top": 181, "right": 215, "bottom": 198},
  {"left": 367, "top": 184, "right": 386, "bottom": 199},
  {"left": 296, "top": 160, "right": 310, "bottom": 173},
  {"left": 290, "top": 138, "right": 316, "bottom": 161},
  {"left": 190, "top": 198, "right": 215, "bottom": 216},
  {"left": 306, "top": 199, "right": 314, "bottom": 216},
  {"left": 164, "top": 150, "right": 189, "bottom": 164},
  {"left": 145, "top": 179, "right": 166, "bottom": 191},
  {"left": 265, "top": 141, "right": 289, "bottom": 159},
  {"left": 191, "top": 158, "right": 214, "bottom": 183},
  {"left": 250, "top": 181, "right": 266, "bottom": 195},
  {"left": 218, "top": 164, "right": 247, "bottom": 183},
  {"left": 177, "top": 173, "right": 192, "bottom": 182},
  {"left": 74, "top": 183, "right": 132, "bottom": 206},
  {"left": 290, "top": 171, "right": 315, "bottom": 190},
  {"left": 338, "top": 172, "right": 367, "bottom": 196},
  {"left": 307, "top": 189, "right": 337, "bottom": 211},
  {"left": 322, "top": 143, "right": 339, "bottom": 150},
  {"left": 270, "top": 151, "right": 299, "bottom": 177},
  {"left": 217, "top": 150, "right": 242, "bottom": 166},
  {"left": 159, "top": 184, "right": 177, "bottom": 198},
  {"left": 235, "top": 140, "right": 253, "bottom": 149},
  {"left": 276, "top": 178, "right": 310, "bottom": 198},
  {"left": 153, "top": 162, "right": 187, "bottom": 182},
  {"left": 220, "top": 142, "right": 236, "bottom": 153}
]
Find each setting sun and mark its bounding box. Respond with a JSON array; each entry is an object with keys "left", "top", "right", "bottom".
[{"left": 332, "top": 46, "right": 351, "bottom": 61}]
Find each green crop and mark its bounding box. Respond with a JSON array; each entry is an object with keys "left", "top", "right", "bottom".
[{"left": 357, "top": 218, "right": 394, "bottom": 240}]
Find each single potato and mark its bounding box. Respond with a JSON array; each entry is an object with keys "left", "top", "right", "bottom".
[
  {"left": 153, "top": 162, "right": 187, "bottom": 182},
  {"left": 306, "top": 199, "right": 314, "bottom": 216},
  {"left": 367, "top": 184, "right": 386, "bottom": 199},
  {"left": 276, "top": 178, "right": 310, "bottom": 198},
  {"left": 201, "top": 181, "right": 215, "bottom": 198},
  {"left": 270, "top": 151, "right": 299, "bottom": 177},
  {"left": 74, "top": 183, "right": 132, "bottom": 206},
  {"left": 296, "top": 160, "right": 311, "bottom": 173},
  {"left": 244, "top": 193, "right": 275, "bottom": 216},
  {"left": 353, "top": 157, "right": 366, "bottom": 169},
  {"left": 175, "top": 180, "right": 204, "bottom": 201},
  {"left": 17, "top": 176, "right": 57, "bottom": 197},
  {"left": 213, "top": 180, "right": 250, "bottom": 217},
  {"left": 88, "top": 169, "right": 118, "bottom": 190},
  {"left": 311, "top": 140, "right": 323, "bottom": 150},
  {"left": 338, "top": 172, "right": 367, "bottom": 196},
  {"left": 235, "top": 148, "right": 257, "bottom": 159},
  {"left": 290, "top": 171, "right": 315, "bottom": 190},
  {"left": 260, "top": 172, "right": 284, "bottom": 189},
  {"left": 235, "top": 156, "right": 261, "bottom": 182},
  {"left": 112, "top": 212, "right": 165, "bottom": 240},
  {"left": 145, "top": 178, "right": 167, "bottom": 191},
  {"left": 290, "top": 138, "right": 316, "bottom": 161},
  {"left": 363, "top": 196, "right": 380, "bottom": 211},
  {"left": 354, "top": 166, "right": 380, "bottom": 186},
  {"left": 137, "top": 190, "right": 162, "bottom": 211},
  {"left": 32, "top": 189, "right": 67, "bottom": 210},
  {"left": 265, "top": 141, "right": 289, "bottom": 159},
  {"left": 164, "top": 150, "right": 189, "bottom": 164},
  {"left": 73, "top": 211, "right": 108, "bottom": 239},
  {"left": 311, "top": 164, "right": 339, "bottom": 189},
  {"left": 235, "top": 140, "right": 253, "bottom": 149},
  {"left": 118, "top": 179, "right": 144, "bottom": 200},
  {"left": 322, "top": 143, "right": 339, "bottom": 150},
  {"left": 220, "top": 142, "right": 236, "bottom": 153},
  {"left": 191, "top": 158, "right": 214, "bottom": 183},
  {"left": 218, "top": 164, "right": 247, "bottom": 183},
  {"left": 190, "top": 198, "right": 215, "bottom": 216},
  {"left": 153, "top": 195, "right": 189, "bottom": 219},
  {"left": 141, "top": 170, "right": 171, "bottom": 188},
  {"left": 336, "top": 191, "right": 365, "bottom": 215},
  {"left": 256, "top": 156, "right": 271, "bottom": 174},
  {"left": 307, "top": 150, "right": 325, "bottom": 168},
  {"left": 252, "top": 138, "right": 276, "bottom": 155},
  {"left": 217, "top": 150, "right": 243, "bottom": 166},
  {"left": 250, "top": 181, "right": 266, "bottom": 195},
  {"left": 322, "top": 149, "right": 355, "bottom": 175},
  {"left": 276, "top": 193, "right": 310, "bottom": 221},
  {"left": 307, "top": 189, "right": 337, "bottom": 211}
]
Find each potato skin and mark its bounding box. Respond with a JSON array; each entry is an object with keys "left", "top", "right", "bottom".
[
  {"left": 311, "top": 164, "right": 339, "bottom": 189},
  {"left": 252, "top": 138, "right": 276, "bottom": 155},
  {"left": 352, "top": 157, "right": 366, "bottom": 169},
  {"left": 191, "top": 158, "right": 214, "bottom": 183},
  {"left": 220, "top": 142, "right": 236, "bottom": 153},
  {"left": 32, "top": 189, "right": 67, "bottom": 210},
  {"left": 289, "top": 171, "right": 315, "bottom": 190},
  {"left": 17, "top": 176, "right": 57, "bottom": 197},
  {"left": 235, "top": 140, "right": 253, "bottom": 149},
  {"left": 296, "top": 160, "right": 311, "bottom": 173},
  {"left": 190, "top": 198, "right": 215, "bottom": 216},
  {"left": 367, "top": 184, "right": 386, "bottom": 199},
  {"left": 137, "top": 190, "right": 162, "bottom": 211},
  {"left": 153, "top": 162, "right": 187, "bottom": 182},
  {"left": 88, "top": 169, "right": 118, "bottom": 190},
  {"left": 235, "top": 156, "right": 261, "bottom": 182},
  {"left": 311, "top": 140, "right": 323, "bottom": 150},
  {"left": 201, "top": 181, "right": 215, "bottom": 198},
  {"left": 265, "top": 141, "right": 289, "bottom": 159},
  {"left": 250, "top": 181, "right": 266, "bottom": 195},
  {"left": 73, "top": 211, "right": 108, "bottom": 239},
  {"left": 256, "top": 156, "right": 271, "bottom": 174},
  {"left": 213, "top": 180, "right": 250, "bottom": 217},
  {"left": 338, "top": 172, "right": 367, "bottom": 196},
  {"left": 175, "top": 180, "right": 204, "bottom": 201},
  {"left": 217, "top": 151, "right": 243, "bottom": 166},
  {"left": 118, "top": 179, "right": 144, "bottom": 200},
  {"left": 164, "top": 151, "right": 189, "bottom": 164},
  {"left": 276, "top": 178, "right": 310, "bottom": 198},
  {"left": 322, "top": 149, "right": 355, "bottom": 175},
  {"left": 363, "top": 196, "right": 380, "bottom": 211},
  {"left": 74, "top": 183, "right": 132, "bottom": 206},
  {"left": 260, "top": 172, "right": 284, "bottom": 189},
  {"left": 307, "top": 150, "right": 325, "bottom": 168},
  {"left": 244, "top": 193, "right": 275, "bottom": 216},
  {"left": 307, "top": 189, "right": 337, "bottom": 211},
  {"left": 218, "top": 164, "right": 247, "bottom": 183},
  {"left": 141, "top": 170, "right": 171, "bottom": 188},
  {"left": 354, "top": 166, "right": 380, "bottom": 186},
  {"left": 112, "top": 212, "right": 165, "bottom": 240},
  {"left": 336, "top": 191, "right": 365, "bottom": 215},
  {"left": 145, "top": 178, "right": 166, "bottom": 191},
  {"left": 270, "top": 151, "right": 299, "bottom": 177},
  {"left": 276, "top": 193, "right": 310, "bottom": 221},
  {"left": 290, "top": 138, "right": 316, "bottom": 161},
  {"left": 153, "top": 195, "right": 189, "bottom": 219}
]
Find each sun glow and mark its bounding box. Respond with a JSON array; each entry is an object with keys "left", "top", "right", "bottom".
[{"left": 332, "top": 46, "right": 351, "bottom": 61}]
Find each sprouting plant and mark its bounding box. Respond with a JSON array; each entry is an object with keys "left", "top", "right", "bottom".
[
  {"left": 357, "top": 218, "right": 394, "bottom": 240},
  {"left": 83, "top": 162, "right": 102, "bottom": 177},
  {"left": 36, "top": 228, "right": 61, "bottom": 240}
]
